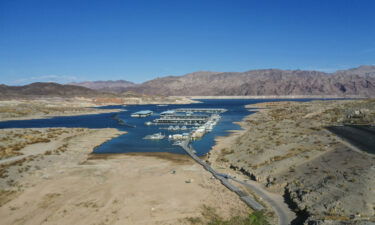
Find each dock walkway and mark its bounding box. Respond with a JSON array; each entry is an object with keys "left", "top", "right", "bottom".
[{"left": 176, "top": 140, "right": 264, "bottom": 211}]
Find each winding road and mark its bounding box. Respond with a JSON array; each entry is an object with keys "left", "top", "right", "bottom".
[{"left": 176, "top": 139, "right": 295, "bottom": 225}]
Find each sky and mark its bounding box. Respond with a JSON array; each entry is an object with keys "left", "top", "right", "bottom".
[{"left": 0, "top": 0, "right": 374, "bottom": 85}]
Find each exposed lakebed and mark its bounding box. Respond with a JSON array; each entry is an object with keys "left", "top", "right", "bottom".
[{"left": 0, "top": 99, "right": 320, "bottom": 156}]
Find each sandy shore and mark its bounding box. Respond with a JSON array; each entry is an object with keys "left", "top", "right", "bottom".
[
  {"left": 0, "top": 98, "right": 126, "bottom": 122},
  {"left": 0, "top": 127, "right": 248, "bottom": 225},
  {"left": 0, "top": 108, "right": 124, "bottom": 122},
  {"left": 0, "top": 96, "right": 199, "bottom": 122},
  {"left": 186, "top": 95, "right": 363, "bottom": 99}
]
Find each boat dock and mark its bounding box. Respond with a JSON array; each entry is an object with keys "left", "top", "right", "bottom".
[
  {"left": 175, "top": 108, "right": 227, "bottom": 113},
  {"left": 153, "top": 115, "right": 209, "bottom": 125}
]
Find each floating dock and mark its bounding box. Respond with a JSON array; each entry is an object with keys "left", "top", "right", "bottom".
[
  {"left": 153, "top": 117, "right": 207, "bottom": 125},
  {"left": 152, "top": 112, "right": 221, "bottom": 127},
  {"left": 174, "top": 108, "right": 227, "bottom": 113}
]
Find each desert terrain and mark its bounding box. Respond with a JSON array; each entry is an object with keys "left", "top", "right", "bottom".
[
  {"left": 1, "top": 98, "right": 374, "bottom": 225},
  {"left": 207, "top": 99, "right": 375, "bottom": 225},
  {"left": 0, "top": 126, "right": 250, "bottom": 225},
  {"left": 0, "top": 96, "right": 196, "bottom": 122}
]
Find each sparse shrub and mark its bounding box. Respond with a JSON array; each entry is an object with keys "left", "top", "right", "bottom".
[{"left": 185, "top": 205, "right": 270, "bottom": 225}]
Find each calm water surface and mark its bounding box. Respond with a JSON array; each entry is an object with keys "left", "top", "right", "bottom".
[{"left": 0, "top": 99, "right": 320, "bottom": 156}]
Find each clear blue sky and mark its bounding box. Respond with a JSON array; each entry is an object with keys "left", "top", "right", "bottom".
[{"left": 1, "top": 0, "right": 374, "bottom": 85}]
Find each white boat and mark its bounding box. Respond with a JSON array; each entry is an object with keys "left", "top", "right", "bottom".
[
  {"left": 145, "top": 121, "right": 152, "bottom": 126},
  {"left": 131, "top": 110, "right": 153, "bottom": 117},
  {"left": 143, "top": 133, "right": 165, "bottom": 140}
]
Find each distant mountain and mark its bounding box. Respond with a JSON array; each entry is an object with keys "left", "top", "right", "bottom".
[
  {"left": 70, "top": 80, "right": 136, "bottom": 93},
  {"left": 121, "top": 66, "right": 375, "bottom": 97},
  {"left": 8, "top": 66, "right": 374, "bottom": 98},
  {"left": 0, "top": 82, "right": 113, "bottom": 99}
]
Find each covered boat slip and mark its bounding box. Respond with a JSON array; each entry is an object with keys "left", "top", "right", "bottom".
[
  {"left": 153, "top": 114, "right": 220, "bottom": 125},
  {"left": 153, "top": 117, "right": 207, "bottom": 125},
  {"left": 174, "top": 108, "right": 227, "bottom": 113}
]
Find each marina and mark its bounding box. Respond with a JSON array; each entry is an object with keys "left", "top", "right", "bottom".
[
  {"left": 0, "top": 99, "right": 315, "bottom": 156},
  {"left": 142, "top": 107, "right": 225, "bottom": 142}
]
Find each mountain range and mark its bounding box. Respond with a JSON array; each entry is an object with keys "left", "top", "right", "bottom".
[
  {"left": 72, "top": 65, "right": 375, "bottom": 97},
  {"left": 0, "top": 82, "right": 112, "bottom": 99},
  {"left": 70, "top": 80, "right": 135, "bottom": 93},
  {"left": 1, "top": 65, "right": 375, "bottom": 98}
]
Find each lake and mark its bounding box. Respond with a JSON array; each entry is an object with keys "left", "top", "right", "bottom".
[{"left": 0, "top": 99, "right": 322, "bottom": 156}]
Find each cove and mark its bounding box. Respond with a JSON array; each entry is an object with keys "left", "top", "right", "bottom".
[{"left": 0, "top": 99, "right": 325, "bottom": 156}]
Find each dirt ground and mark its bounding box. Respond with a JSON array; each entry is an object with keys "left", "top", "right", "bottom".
[{"left": 0, "top": 128, "right": 247, "bottom": 225}]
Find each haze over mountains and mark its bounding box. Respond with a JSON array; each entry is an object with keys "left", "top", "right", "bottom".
[
  {"left": 1, "top": 65, "right": 375, "bottom": 98},
  {"left": 73, "top": 65, "right": 375, "bottom": 97},
  {"left": 70, "top": 80, "right": 135, "bottom": 93}
]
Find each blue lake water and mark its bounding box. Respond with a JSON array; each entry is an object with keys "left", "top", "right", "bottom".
[{"left": 0, "top": 99, "right": 325, "bottom": 156}]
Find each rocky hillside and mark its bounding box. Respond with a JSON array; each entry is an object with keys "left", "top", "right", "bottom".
[
  {"left": 0, "top": 82, "right": 113, "bottom": 99},
  {"left": 122, "top": 66, "right": 375, "bottom": 97},
  {"left": 209, "top": 100, "right": 375, "bottom": 224},
  {"left": 70, "top": 80, "right": 136, "bottom": 93}
]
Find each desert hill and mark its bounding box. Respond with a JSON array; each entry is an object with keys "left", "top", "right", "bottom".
[
  {"left": 123, "top": 66, "right": 375, "bottom": 97},
  {"left": 0, "top": 82, "right": 113, "bottom": 99},
  {"left": 70, "top": 80, "right": 135, "bottom": 93}
]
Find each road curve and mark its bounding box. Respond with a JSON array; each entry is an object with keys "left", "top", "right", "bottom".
[
  {"left": 230, "top": 177, "right": 295, "bottom": 225},
  {"left": 177, "top": 140, "right": 295, "bottom": 225}
]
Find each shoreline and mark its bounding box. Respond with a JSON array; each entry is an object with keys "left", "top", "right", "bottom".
[
  {"left": 0, "top": 98, "right": 200, "bottom": 122},
  {"left": 88, "top": 151, "right": 194, "bottom": 164},
  {"left": 186, "top": 95, "right": 365, "bottom": 99},
  {"left": 0, "top": 108, "right": 123, "bottom": 122},
  {"left": 205, "top": 108, "right": 291, "bottom": 222},
  {"left": 205, "top": 99, "right": 375, "bottom": 224},
  {"left": 0, "top": 126, "right": 249, "bottom": 225}
]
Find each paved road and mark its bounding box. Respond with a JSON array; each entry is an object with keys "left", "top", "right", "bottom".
[
  {"left": 230, "top": 177, "right": 294, "bottom": 225},
  {"left": 176, "top": 140, "right": 294, "bottom": 225},
  {"left": 327, "top": 125, "right": 375, "bottom": 155}
]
